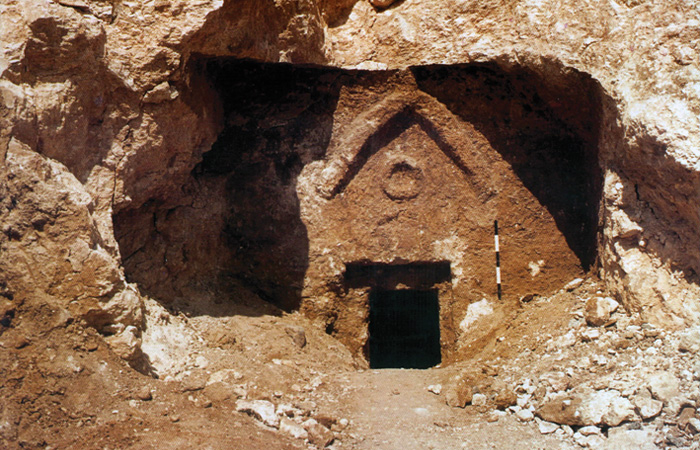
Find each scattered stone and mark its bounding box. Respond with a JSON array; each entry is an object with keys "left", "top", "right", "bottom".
[
  {"left": 516, "top": 394, "right": 530, "bottom": 408},
  {"left": 296, "top": 400, "right": 317, "bottom": 413},
  {"left": 207, "top": 369, "right": 244, "bottom": 385},
  {"left": 445, "top": 382, "right": 472, "bottom": 408},
  {"left": 304, "top": 420, "right": 334, "bottom": 448},
  {"left": 85, "top": 340, "right": 99, "bottom": 352},
  {"left": 232, "top": 385, "right": 248, "bottom": 399},
  {"left": 181, "top": 375, "right": 207, "bottom": 393},
  {"left": 536, "top": 390, "right": 637, "bottom": 427},
  {"left": 280, "top": 417, "right": 308, "bottom": 440},
  {"left": 235, "top": 399, "right": 280, "bottom": 428},
  {"left": 285, "top": 325, "right": 307, "bottom": 348},
  {"left": 332, "top": 418, "right": 349, "bottom": 432},
  {"left": 486, "top": 410, "right": 505, "bottom": 423},
  {"left": 665, "top": 428, "right": 687, "bottom": 447},
  {"left": 564, "top": 278, "right": 584, "bottom": 291},
  {"left": 493, "top": 388, "right": 517, "bottom": 410},
  {"left": 677, "top": 406, "right": 697, "bottom": 428},
  {"left": 427, "top": 384, "right": 442, "bottom": 395},
  {"left": 194, "top": 355, "right": 209, "bottom": 369},
  {"left": 647, "top": 371, "right": 680, "bottom": 403},
  {"left": 585, "top": 297, "right": 619, "bottom": 327},
  {"left": 197, "top": 397, "right": 213, "bottom": 408},
  {"left": 537, "top": 420, "right": 559, "bottom": 434},
  {"left": 132, "top": 386, "right": 153, "bottom": 401},
  {"left": 276, "top": 403, "right": 296, "bottom": 418},
  {"left": 471, "top": 393, "right": 487, "bottom": 407},
  {"left": 143, "top": 81, "right": 179, "bottom": 103},
  {"left": 579, "top": 425, "right": 601, "bottom": 436},
  {"left": 574, "top": 432, "right": 605, "bottom": 449},
  {"left": 581, "top": 329, "right": 601, "bottom": 341},
  {"left": 316, "top": 415, "right": 337, "bottom": 430},
  {"left": 666, "top": 395, "right": 692, "bottom": 417},
  {"left": 643, "top": 328, "right": 660, "bottom": 339},
  {"left": 540, "top": 371, "right": 569, "bottom": 392},
  {"left": 678, "top": 327, "right": 700, "bottom": 353},
  {"left": 203, "top": 382, "right": 233, "bottom": 403},
  {"left": 519, "top": 293, "right": 539, "bottom": 303},
  {"left": 606, "top": 427, "right": 658, "bottom": 450},
  {"left": 632, "top": 394, "right": 663, "bottom": 419},
  {"left": 104, "top": 327, "right": 140, "bottom": 361},
  {"left": 687, "top": 418, "right": 700, "bottom": 433},
  {"left": 515, "top": 409, "right": 534, "bottom": 422}
]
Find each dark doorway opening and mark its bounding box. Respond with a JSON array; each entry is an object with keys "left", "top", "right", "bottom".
[{"left": 369, "top": 289, "right": 441, "bottom": 369}]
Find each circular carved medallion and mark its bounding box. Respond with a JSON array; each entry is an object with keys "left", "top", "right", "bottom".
[{"left": 382, "top": 161, "right": 424, "bottom": 201}]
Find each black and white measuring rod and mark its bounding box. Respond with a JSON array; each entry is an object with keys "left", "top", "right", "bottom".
[{"left": 494, "top": 220, "right": 502, "bottom": 300}]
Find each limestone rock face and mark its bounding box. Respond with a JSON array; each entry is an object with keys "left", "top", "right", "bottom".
[{"left": 1, "top": 0, "right": 699, "bottom": 363}]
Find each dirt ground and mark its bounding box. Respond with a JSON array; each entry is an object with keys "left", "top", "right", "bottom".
[{"left": 1, "top": 276, "right": 698, "bottom": 449}]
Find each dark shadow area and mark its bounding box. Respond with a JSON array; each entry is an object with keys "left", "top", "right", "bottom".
[
  {"left": 345, "top": 261, "right": 451, "bottom": 290},
  {"left": 412, "top": 64, "right": 603, "bottom": 270},
  {"left": 369, "top": 289, "right": 441, "bottom": 369},
  {"left": 195, "top": 59, "right": 345, "bottom": 311}
]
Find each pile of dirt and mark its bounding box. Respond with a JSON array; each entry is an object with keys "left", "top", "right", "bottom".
[{"left": 0, "top": 292, "right": 303, "bottom": 450}]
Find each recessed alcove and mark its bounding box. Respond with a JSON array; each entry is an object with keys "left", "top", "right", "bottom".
[{"left": 113, "top": 57, "right": 604, "bottom": 365}]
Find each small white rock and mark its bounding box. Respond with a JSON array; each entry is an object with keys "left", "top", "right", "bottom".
[
  {"left": 579, "top": 425, "right": 601, "bottom": 436},
  {"left": 517, "top": 394, "right": 531, "bottom": 408},
  {"left": 515, "top": 409, "right": 534, "bottom": 422},
  {"left": 471, "top": 393, "right": 487, "bottom": 406},
  {"left": 538, "top": 420, "right": 559, "bottom": 434},
  {"left": 564, "top": 278, "right": 584, "bottom": 291},
  {"left": 236, "top": 399, "right": 280, "bottom": 428},
  {"left": 427, "top": 384, "right": 442, "bottom": 395},
  {"left": 581, "top": 329, "right": 601, "bottom": 341}
]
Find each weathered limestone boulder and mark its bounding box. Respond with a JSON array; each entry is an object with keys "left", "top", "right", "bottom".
[
  {"left": 632, "top": 394, "right": 664, "bottom": 420},
  {"left": 536, "top": 390, "right": 638, "bottom": 427},
  {"left": 646, "top": 371, "right": 681, "bottom": 404}
]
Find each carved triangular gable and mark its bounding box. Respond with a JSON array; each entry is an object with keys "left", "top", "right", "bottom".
[{"left": 316, "top": 92, "right": 498, "bottom": 201}]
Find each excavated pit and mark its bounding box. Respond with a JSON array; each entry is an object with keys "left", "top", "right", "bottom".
[{"left": 114, "top": 58, "right": 605, "bottom": 367}]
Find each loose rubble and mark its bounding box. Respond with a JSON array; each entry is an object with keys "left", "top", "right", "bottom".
[{"left": 442, "top": 278, "right": 700, "bottom": 449}]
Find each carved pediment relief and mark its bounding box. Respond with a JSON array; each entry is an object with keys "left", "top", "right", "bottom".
[{"left": 315, "top": 92, "right": 498, "bottom": 201}]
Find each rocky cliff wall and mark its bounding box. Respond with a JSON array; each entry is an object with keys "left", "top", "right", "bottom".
[{"left": 1, "top": 0, "right": 698, "bottom": 366}]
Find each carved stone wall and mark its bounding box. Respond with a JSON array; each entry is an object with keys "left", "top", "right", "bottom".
[{"left": 114, "top": 60, "right": 601, "bottom": 362}]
